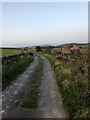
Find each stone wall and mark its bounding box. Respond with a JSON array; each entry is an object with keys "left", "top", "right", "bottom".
[{"left": 2, "top": 51, "right": 33, "bottom": 65}]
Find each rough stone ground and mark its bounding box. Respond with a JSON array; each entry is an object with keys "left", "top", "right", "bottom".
[{"left": 2, "top": 53, "right": 68, "bottom": 118}]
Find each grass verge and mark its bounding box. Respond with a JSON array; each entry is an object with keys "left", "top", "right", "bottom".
[
  {"left": 21, "top": 58, "right": 43, "bottom": 108},
  {"left": 2, "top": 53, "right": 34, "bottom": 90},
  {"left": 40, "top": 52, "right": 89, "bottom": 119}
]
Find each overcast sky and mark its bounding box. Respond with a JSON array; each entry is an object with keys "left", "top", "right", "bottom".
[{"left": 2, "top": 2, "right": 88, "bottom": 47}]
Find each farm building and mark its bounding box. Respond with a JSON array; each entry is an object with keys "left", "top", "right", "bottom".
[
  {"left": 71, "top": 45, "right": 80, "bottom": 55},
  {"left": 61, "top": 45, "right": 70, "bottom": 54}
]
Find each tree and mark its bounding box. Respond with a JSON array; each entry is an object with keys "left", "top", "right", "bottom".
[{"left": 35, "top": 46, "right": 41, "bottom": 52}]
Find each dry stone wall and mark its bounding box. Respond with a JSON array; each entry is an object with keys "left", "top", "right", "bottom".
[{"left": 2, "top": 51, "right": 33, "bottom": 65}]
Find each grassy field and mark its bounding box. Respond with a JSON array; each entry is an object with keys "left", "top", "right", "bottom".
[
  {"left": 40, "top": 47, "right": 89, "bottom": 119},
  {"left": 1, "top": 48, "right": 21, "bottom": 57},
  {"left": 0, "top": 49, "right": 1, "bottom": 58},
  {"left": 2, "top": 53, "right": 34, "bottom": 90}
]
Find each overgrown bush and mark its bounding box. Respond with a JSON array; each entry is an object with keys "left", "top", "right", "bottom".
[
  {"left": 35, "top": 46, "right": 41, "bottom": 52},
  {"left": 41, "top": 49, "right": 89, "bottom": 118}
]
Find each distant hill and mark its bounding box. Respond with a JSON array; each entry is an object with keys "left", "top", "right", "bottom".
[
  {"left": 39, "top": 43, "right": 89, "bottom": 49},
  {"left": 0, "top": 47, "right": 21, "bottom": 50},
  {"left": 54, "top": 43, "right": 89, "bottom": 48},
  {"left": 40, "top": 45, "right": 53, "bottom": 48},
  {"left": 1, "top": 43, "right": 89, "bottom": 49}
]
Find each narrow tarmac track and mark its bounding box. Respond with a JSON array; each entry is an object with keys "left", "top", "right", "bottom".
[
  {"left": 2, "top": 53, "right": 68, "bottom": 118},
  {"left": 2, "top": 55, "right": 39, "bottom": 118}
]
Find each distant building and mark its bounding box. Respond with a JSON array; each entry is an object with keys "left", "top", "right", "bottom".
[{"left": 71, "top": 45, "right": 80, "bottom": 55}]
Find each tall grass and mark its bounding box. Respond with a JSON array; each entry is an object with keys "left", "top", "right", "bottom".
[
  {"left": 2, "top": 54, "right": 34, "bottom": 90},
  {"left": 41, "top": 49, "right": 89, "bottom": 118}
]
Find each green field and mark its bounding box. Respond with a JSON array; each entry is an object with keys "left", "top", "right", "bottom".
[
  {"left": 1, "top": 48, "right": 21, "bottom": 57},
  {"left": 0, "top": 49, "right": 2, "bottom": 57}
]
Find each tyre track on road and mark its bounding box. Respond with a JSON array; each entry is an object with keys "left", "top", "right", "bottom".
[
  {"left": 2, "top": 53, "right": 68, "bottom": 118},
  {"left": 36, "top": 55, "right": 68, "bottom": 118}
]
